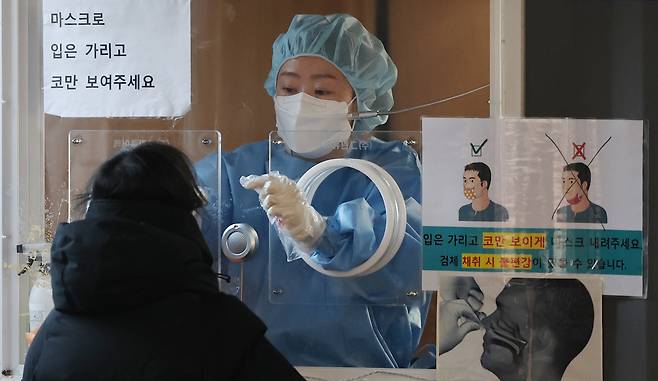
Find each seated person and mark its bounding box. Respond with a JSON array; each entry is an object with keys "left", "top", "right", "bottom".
[
  {"left": 556, "top": 162, "right": 607, "bottom": 223},
  {"left": 22, "top": 142, "right": 304, "bottom": 381}
]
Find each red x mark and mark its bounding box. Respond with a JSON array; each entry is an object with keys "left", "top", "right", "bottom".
[{"left": 572, "top": 142, "right": 586, "bottom": 160}]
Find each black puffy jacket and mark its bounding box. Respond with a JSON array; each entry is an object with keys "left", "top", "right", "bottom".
[{"left": 22, "top": 200, "right": 304, "bottom": 381}]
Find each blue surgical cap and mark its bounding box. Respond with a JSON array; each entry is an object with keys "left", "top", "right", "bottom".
[{"left": 264, "top": 14, "right": 397, "bottom": 131}]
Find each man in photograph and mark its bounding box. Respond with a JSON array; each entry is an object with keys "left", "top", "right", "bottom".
[{"left": 480, "top": 278, "right": 594, "bottom": 381}]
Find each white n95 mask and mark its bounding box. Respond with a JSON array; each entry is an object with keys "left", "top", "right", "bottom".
[{"left": 274, "top": 92, "right": 354, "bottom": 159}]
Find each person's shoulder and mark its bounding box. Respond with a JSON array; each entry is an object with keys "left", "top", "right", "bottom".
[
  {"left": 195, "top": 141, "right": 269, "bottom": 181},
  {"left": 491, "top": 201, "right": 509, "bottom": 215},
  {"left": 224, "top": 140, "right": 269, "bottom": 161},
  {"left": 491, "top": 201, "right": 507, "bottom": 213},
  {"left": 204, "top": 293, "right": 266, "bottom": 335},
  {"left": 201, "top": 293, "right": 269, "bottom": 373},
  {"left": 458, "top": 203, "right": 473, "bottom": 220},
  {"left": 589, "top": 202, "right": 608, "bottom": 222},
  {"left": 459, "top": 203, "right": 471, "bottom": 213},
  {"left": 362, "top": 137, "right": 419, "bottom": 165},
  {"left": 486, "top": 201, "right": 508, "bottom": 221},
  {"left": 197, "top": 139, "right": 269, "bottom": 165},
  {"left": 208, "top": 140, "right": 269, "bottom": 179},
  {"left": 590, "top": 202, "right": 607, "bottom": 214},
  {"left": 490, "top": 200, "right": 507, "bottom": 210},
  {"left": 375, "top": 137, "right": 418, "bottom": 158}
]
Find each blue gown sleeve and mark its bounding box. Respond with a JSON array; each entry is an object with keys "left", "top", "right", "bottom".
[
  {"left": 300, "top": 142, "right": 429, "bottom": 362},
  {"left": 308, "top": 142, "right": 422, "bottom": 274}
]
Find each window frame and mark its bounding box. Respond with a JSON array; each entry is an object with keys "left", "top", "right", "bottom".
[{"left": 1, "top": 0, "right": 44, "bottom": 375}]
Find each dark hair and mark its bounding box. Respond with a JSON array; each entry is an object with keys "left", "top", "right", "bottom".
[
  {"left": 563, "top": 162, "right": 591, "bottom": 190},
  {"left": 464, "top": 162, "right": 492, "bottom": 189},
  {"left": 507, "top": 278, "right": 594, "bottom": 367},
  {"left": 78, "top": 142, "right": 206, "bottom": 212}
]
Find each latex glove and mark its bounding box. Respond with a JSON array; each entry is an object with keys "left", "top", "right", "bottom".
[
  {"left": 438, "top": 299, "right": 483, "bottom": 355},
  {"left": 241, "top": 172, "right": 326, "bottom": 252},
  {"left": 439, "top": 276, "right": 484, "bottom": 311}
]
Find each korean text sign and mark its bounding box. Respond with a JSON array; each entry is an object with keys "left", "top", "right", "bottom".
[
  {"left": 421, "top": 118, "right": 644, "bottom": 296},
  {"left": 43, "top": 0, "right": 191, "bottom": 117}
]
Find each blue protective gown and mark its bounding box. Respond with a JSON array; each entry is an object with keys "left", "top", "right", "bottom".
[{"left": 195, "top": 137, "right": 430, "bottom": 367}]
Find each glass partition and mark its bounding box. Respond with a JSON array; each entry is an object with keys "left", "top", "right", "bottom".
[
  {"left": 7, "top": 0, "right": 494, "bottom": 377},
  {"left": 67, "top": 130, "right": 220, "bottom": 221},
  {"left": 267, "top": 130, "right": 423, "bottom": 306},
  {"left": 67, "top": 130, "right": 223, "bottom": 279},
  {"left": 213, "top": 128, "right": 431, "bottom": 367}
]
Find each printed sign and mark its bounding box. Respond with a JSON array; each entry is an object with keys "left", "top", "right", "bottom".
[
  {"left": 43, "top": 0, "right": 191, "bottom": 117},
  {"left": 422, "top": 118, "right": 644, "bottom": 296}
]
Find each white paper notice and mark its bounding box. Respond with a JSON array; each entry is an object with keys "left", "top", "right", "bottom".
[
  {"left": 422, "top": 118, "right": 645, "bottom": 297},
  {"left": 43, "top": 0, "right": 191, "bottom": 117}
]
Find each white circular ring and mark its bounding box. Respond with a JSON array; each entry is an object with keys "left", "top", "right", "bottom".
[{"left": 295, "top": 158, "right": 407, "bottom": 277}]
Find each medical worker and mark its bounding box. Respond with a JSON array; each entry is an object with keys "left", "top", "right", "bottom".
[{"left": 196, "top": 14, "right": 430, "bottom": 367}]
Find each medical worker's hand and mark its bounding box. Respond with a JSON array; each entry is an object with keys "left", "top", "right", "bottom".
[
  {"left": 241, "top": 172, "right": 326, "bottom": 252},
  {"left": 438, "top": 299, "right": 482, "bottom": 355},
  {"left": 439, "top": 276, "right": 484, "bottom": 311}
]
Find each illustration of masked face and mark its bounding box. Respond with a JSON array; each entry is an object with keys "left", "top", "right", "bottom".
[
  {"left": 561, "top": 170, "right": 587, "bottom": 205},
  {"left": 463, "top": 170, "right": 486, "bottom": 201},
  {"left": 481, "top": 284, "right": 530, "bottom": 380}
]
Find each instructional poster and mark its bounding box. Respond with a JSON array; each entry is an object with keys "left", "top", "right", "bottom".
[
  {"left": 42, "top": 0, "right": 191, "bottom": 117},
  {"left": 437, "top": 275, "right": 602, "bottom": 381},
  {"left": 422, "top": 118, "right": 645, "bottom": 296}
]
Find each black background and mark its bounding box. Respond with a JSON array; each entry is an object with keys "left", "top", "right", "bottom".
[{"left": 526, "top": 1, "right": 657, "bottom": 379}]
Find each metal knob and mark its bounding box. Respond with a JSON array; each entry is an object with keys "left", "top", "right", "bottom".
[{"left": 221, "top": 223, "right": 258, "bottom": 263}]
